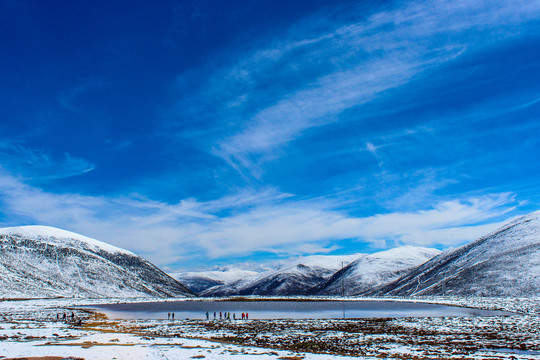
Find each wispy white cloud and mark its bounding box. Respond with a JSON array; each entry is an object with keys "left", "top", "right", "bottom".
[
  {"left": 0, "top": 172, "right": 290, "bottom": 265},
  {"left": 194, "top": 192, "right": 517, "bottom": 257},
  {"left": 0, "top": 141, "right": 95, "bottom": 180},
  {"left": 508, "top": 95, "right": 540, "bottom": 112},
  {"left": 365, "top": 141, "right": 384, "bottom": 167},
  {"left": 193, "top": 0, "right": 540, "bottom": 175},
  {"left": 0, "top": 171, "right": 519, "bottom": 267}
]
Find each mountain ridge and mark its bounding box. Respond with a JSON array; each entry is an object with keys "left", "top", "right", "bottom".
[
  {"left": 173, "top": 267, "right": 259, "bottom": 294},
  {"left": 308, "top": 246, "right": 441, "bottom": 296},
  {"left": 202, "top": 253, "right": 363, "bottom": 297},
  {"left": 202, "top": 248, "right": 441, "bottom": 297},
  {"left": 0, "top": 225, "right": 194, "bottom": 299},
  {"left": 369, "top": 211, "right": 540, "bottom": 297}
]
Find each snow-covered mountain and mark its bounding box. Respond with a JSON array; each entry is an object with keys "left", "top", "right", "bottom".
[
  {"left": 202, "top": 254, "right": 362, "bottom": 297},
  {"left": 308, "top": 246, "right": 441, "bottom": 296},
  {"left": 0, "top": 226, "right": 194, "bottom": 299},
  {"left": 370, "top": 211, "right": 540, "bottom": 297},
  {"left": 173, "top": 266, "right": 259, "bottom": 294}
]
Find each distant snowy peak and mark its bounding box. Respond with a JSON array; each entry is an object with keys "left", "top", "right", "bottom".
[
  {"left": 308, "top": 246, "right": 441, "bottom": 296},
  {"left": 371, "top": 211, "right": 540, "bottom": 297},
  {"left": 364, "top": 246, "right": 441, "bottom": 261},
  {"left": 179, "top": 267, "right": 259, "bottom": 284},
  {"left": 0, "top": 226, "right": 134, "bottom": 256},
  {"left": 287, "top": 253, "right": 365, "bottom": 269},
  {"left": 173, "top": 267, "right": 259, "bottom": 294},
  {"left": 203, "top": 253, "right": 365, "bottom": 297}
]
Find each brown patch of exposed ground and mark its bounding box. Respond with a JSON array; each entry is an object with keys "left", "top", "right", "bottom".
[{"left": 3, "top": 357, "right": 84, "bottom": 360}]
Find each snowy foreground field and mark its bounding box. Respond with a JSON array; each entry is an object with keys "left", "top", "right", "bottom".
[{"left": 1, "top": 297, "right": 540, "bottom": 360}]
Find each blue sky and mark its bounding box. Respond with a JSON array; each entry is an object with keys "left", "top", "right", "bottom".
[{"left": 1, "top": 0, "right": 540, "bottom": 271}]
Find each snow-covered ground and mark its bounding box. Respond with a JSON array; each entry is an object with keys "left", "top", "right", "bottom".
[
  {"left": 0, "top": 298, "right": 354, "bottom": 360},
  {"left": 1, "top": 296, "right": 539, "bottom": 359}
]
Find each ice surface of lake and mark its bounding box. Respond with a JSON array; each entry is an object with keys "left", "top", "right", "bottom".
[{"left": 87, "top": 300, "right": 513, "bottom": 320}]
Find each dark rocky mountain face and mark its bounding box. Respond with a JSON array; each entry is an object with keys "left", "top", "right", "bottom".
[{"left": 179, "top": 277, "right": 223, "bottom": 294}]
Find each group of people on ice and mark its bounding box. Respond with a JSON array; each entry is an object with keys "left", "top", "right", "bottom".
[
  {"left": 56, "top": 311, "right": 83, "bottom": 326},
  {"left": 205, "top": 311, "right": 249, "bottom": 321}
]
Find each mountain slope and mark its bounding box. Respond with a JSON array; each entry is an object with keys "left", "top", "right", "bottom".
[
  {"left": 202, "top": 254, "right": 362, "bottom": 297},
  {"left": 173, "top": 267, "right": 259, "bottom": 294},
  {"left": 308, "top": 246, "right": 441, "bottom": 296},
  {"left": 370, "top": 211, "right": 540, "bottom": 297},
  {"left": 0, "top": 226, "right": 194, "bottom": 299}
]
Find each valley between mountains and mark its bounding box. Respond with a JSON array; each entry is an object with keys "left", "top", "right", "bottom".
[{"left": 2, "top": 212, "right": 540, "bottom": 359}]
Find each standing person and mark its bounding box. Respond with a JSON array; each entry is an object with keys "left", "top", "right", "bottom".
[
  {"left": 233, "top": 313, "right": 236, "bottom": 320},
  {"left": 246, "top": 312, "right": 249, "bottom": 320},
  {"left": 206, "top": 311, "right": 209, "bottom": 320},
  {"left": 241, "top": 312, "right": 245, "bottom": 320},
  {"left": 219, "top": 311, "right": 222, "bottom": 320},
  {"left": 168, "top": 312, "right": 170, "bottom": 320},
  {"left": 213, "top": 311, "right": 216, "bottom": 320},
  {"left": 172, "top": 312, "right": 175, "bottom": 321}
]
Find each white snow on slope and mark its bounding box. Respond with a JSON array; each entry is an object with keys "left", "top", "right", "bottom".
[
  {"left": 0, "top": 225, "right": 192, "bottom": 299},
  {"left": 203, "top": 253, "right": 364, "bottom": 296},
  {"left": 0, "top": 225, "right": 134, "bottom": 255},
  {"left": 175, "top": 267, "right": 259, "bottom": 284},
  {"left": 286, "top": 253, "right": 365, "bottom": 270},
  {"left": 314, "top": 246, "right": 441, "bottom": 295},
  {"left": 204, "top": 248, "right": 442, "bottom": 297},
  {"left": 374, "top": 211, "right": 540, "bottom": 297},
  {"left": 173, "top": 266, "right": 260, "bottom": 294}
]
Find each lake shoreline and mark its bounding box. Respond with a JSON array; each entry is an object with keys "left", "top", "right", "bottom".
[
  {"left": 1, "top": 296, "right": 539, "bottom": 359},
  {"left": 82, "top": 298, "right": 515, "bottom": 321}
]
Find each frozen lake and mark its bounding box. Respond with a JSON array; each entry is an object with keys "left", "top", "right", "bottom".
[{"left": 87, "top": 299, "right": 514, "bottom": 320}]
